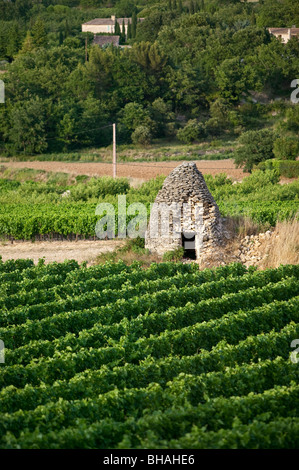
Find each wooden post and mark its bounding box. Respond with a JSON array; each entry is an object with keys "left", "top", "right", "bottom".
[{"left": 113, "top": 123, "right": 116, "bottom": 178}]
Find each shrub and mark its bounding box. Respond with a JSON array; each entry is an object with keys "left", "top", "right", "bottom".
[
  {"left": 70, "top": 177, "right": 130, "bottom": 201},
  {"left": 177, "top": 120, "right": 206, "bottom": 144},
  {"left": 240, "top": 169, "right": 280, "bottom": 194},
  {"left": 234, "top": 129, "right": 275, "bottom": 172},
  {"left": 282, "top": 106, "right": 299, "bottom": 133},
  {"left": 131, "top": 126, "right": 152, "bottom": 146},
  {"left": 273, "top": 137, "right": 299, "bottom": 161},
  {"left": 163, "top": 247, "right": 184, "bottom": 262},
  {"left": 257, "top": 160, "right": 299, "bottom": 179}
]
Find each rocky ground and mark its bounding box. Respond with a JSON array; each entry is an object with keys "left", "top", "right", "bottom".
[{"left": 235, "top": 230, "right": 275, "bottom": 267}]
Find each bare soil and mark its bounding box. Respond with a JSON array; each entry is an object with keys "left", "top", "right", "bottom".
[
  {"left": 0, "top": 240, "right": 125, "bottom": 265},
  {"left": 3, "top": 159, "right": 249, "bottom": 181}
]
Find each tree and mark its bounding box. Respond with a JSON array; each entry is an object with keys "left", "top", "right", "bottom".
[
  {"left": 149, "top": 98, "right": 175, "bottom": 137},
  {"left": 131, "top": 11, "right": 137, "bottom": 38},
  {"left": 59, "top": 30, "right": 64, "bottom": 46},
  {"left": 119, "top": 102, "right": 154, "bottom": 133},
  {"left": 215, "top": 57, "right": 254, "bottom": 103},
  {"left": 234, "top": 129, "right": 275, "bottom": 172},
  {"left": 132, "top": 125, "right": 152, "bottom": 146},
  {"left": 132, "top": 42, "right": 167, "bottom": 73},
  {"left": 121, "top": 19, "right": 126, "bottom": 44},
  {"left": 127, "top": 22, "right": 132, "bottom": 40},
  {"left": 189, "top": 0, "right": 195, "bottom": 14},
  {"left": 3, "top": 97, "right": 48, "bottom": 154},
  {"left": 115, "top": 18, "right": 121, "bottom": 36},
  {"left": 19, "top": 31, "right": 35, "bottom": 55},
  {"left": 31, "top": 17, "right": 47, "bottom": 48},
  {"left": 116, "top": 0, "right": 136, "bottom": 17},
  {"left": 177, "top": 119, "right": 206, "bottom": 144},
  {"left": 6, "top": 23, "right": 22, "bottom": 59},
  {"left": 273, "top": 137, "right": 299, "bottom": 161},
  {"left": 281, "top": 106, "right": 299, "bottom": 133}
]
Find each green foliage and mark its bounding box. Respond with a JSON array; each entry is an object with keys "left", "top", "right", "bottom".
[
  {"left": 116, "top": 0, "right": 136, "bottom": 17},
  {"left": 163, "top": 247, "right": 184, "bottom": 262},
  {"left": 2, "top": 96, "right": 48, "bottom": 155},
  {"left": 119, "top": 102, "right": 152, "bottom": 131},
  {"left": 69, "top": 176, "right": 130, "bottom": 201},
  {"left": 131, "top": 125, "right": 152, "bottom": 146},
  {"left": 257, "top": 160, "right": 299, "bottom": 179},
  {"left": 215, "top": 57, "right": 254, "bottom": 103},
  {"left": 0, "top": 166, "right": 297, "bottom": 240},
  {"left": 177, "top": 119, "right": 206, "bottom": 144},
  {"left": 273, "top": 137, "right": 299, "bottom": 161},
  {"left": 0, "top": 0, "right": 297, "bottom": 155},
  {"left": 31, "top": 17, "right": 48, "bottom": 48},
  {"left": 281, "top": 106, "right": 299, "bottom": 133},
  {"left": 0, "top": 261, "right": 298, "bottom": 448},
  {"left": 234, "top": 129, "right": 275, "bottom": 172}
]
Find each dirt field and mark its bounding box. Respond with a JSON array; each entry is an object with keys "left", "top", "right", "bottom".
[
  {"left": 3, "top": 159, "right": 249, "bottom": 181},
  {"left": 0, "top": 240, "right": 124, "bottom": 265}
]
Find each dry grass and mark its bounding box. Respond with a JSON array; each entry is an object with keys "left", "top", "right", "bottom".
[
  {"left": 259, "top": 218, "right": 299, "bottom": 269},
  {"left": 223, "top": 215, "right": 269, "bottom": 239}
]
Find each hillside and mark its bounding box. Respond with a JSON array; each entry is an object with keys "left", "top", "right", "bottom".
[{"left": 0, "top": 0, "right": 298, "bottom": 167}]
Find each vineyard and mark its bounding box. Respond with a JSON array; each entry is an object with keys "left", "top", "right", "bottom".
[
  {"left": 0, "top": 169, "right": 298, "bottom": 240},
  {"left": 0, "top": 258, "right": 298, "bottom": 448}
]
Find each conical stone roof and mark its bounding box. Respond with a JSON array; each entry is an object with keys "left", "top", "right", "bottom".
[{"left": 154, "top": 161, "right": 220, "bottom": 210}]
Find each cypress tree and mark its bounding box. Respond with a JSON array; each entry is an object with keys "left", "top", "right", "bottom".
[
  {"left": 132, "top": 11, "right": 137, "bottom": 38},
  {"left": 178, "top": 0, "right": 183, "bottom": 13},
  {"left": 115, "top": 18, "right": 121, "bottom": 36},
  {"left": 121, "top": 19, "right": 126, "bottom": 43},
  {"left": 127, "top": 22, "right": 132, "bottom": 39},
  {"left": 59, "top": 30, "right": 63, "bottom": 45},
  {"left": 65, "top": 18, "right": 70, "bottom": 38},
  {"left": 168, "top": 0, "right": 172, "bottom": 10},
  {"left": 173, "top": 0, "right": 177, "bottom": 10},
  {"left": 189, "top": 0, "right": 195, "bottom": 14}
]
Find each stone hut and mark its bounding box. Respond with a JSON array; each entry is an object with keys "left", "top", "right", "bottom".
[{"left": 145, "top": 162, "right": 223, "bottom": 259}]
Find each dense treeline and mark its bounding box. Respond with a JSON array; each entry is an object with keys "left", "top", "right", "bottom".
[{"left": 0, "top": 0, "right": 298, "bottom": 157}]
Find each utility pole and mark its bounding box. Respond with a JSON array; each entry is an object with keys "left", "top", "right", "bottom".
[{"left": 113, "top": 123, "right": 117, "bottom": 178}]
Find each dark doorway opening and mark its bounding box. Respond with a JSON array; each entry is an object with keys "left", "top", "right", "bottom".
[{"left": 182, "top": 233, "right": 196, "bottom": 260}]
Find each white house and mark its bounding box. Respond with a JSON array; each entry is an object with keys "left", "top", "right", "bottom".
[
  {"left": 82, "top": 16, "right": 144, "bottom": 36},
  {"left": 268, "top": 27, "right": 299, "bottom": 43}
]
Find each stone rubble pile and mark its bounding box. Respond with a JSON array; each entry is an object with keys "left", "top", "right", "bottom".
[{"left": 236, "top": 230, "right": 276, "bottom": 267}]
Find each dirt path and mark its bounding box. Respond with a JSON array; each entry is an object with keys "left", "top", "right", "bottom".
[
  {"left": 2, "top": 159, "right": 249, "bottom": 181},
  {"left": 0, "top": 240, "right": 124, "bottom": 265}
]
